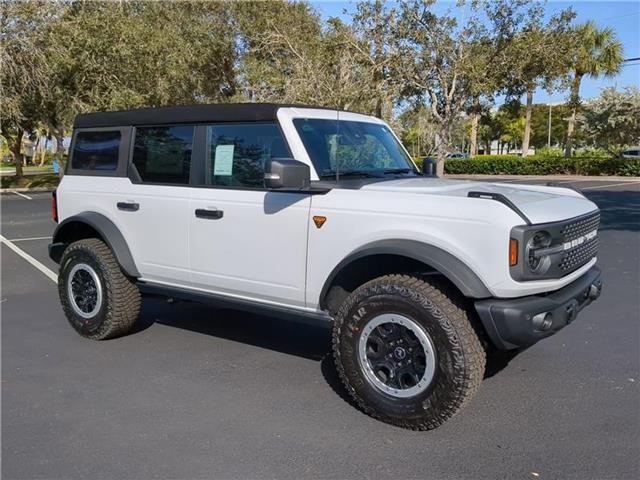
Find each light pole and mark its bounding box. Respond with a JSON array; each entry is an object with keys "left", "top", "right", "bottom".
[
  {"left": 548, "top": 103, "right": 552, "bottom": 148},
  {"left": 547, "top": 102, "right": 561, "bottom": 149}
]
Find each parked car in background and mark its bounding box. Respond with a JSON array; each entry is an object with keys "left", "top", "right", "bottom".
[
  {"left": 620, "top": 148, "right": 640, "bottom": 159},
  {"left": 446, "top": 152, "right": 469, "bottom": 159}
]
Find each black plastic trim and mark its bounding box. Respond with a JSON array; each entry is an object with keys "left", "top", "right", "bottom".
[
  {"left": 467, "top": 191, "right": 532, "bottom": 225},
  {"left": 319, "top": 239, "right": 492, "bottom": 304},
  {"left": 138, "top": 281, "right": 333, "bottom": 325},
  {"left": 195, "top": 208, "right": 224, "bottom": 219},
  {"left": 475, "top": 266, "right": 602, "bottom": 350},
  {"left": 510, "top": 209, "right": 600, "bottom": 281},
  {"left": 50, "top": 212, "right": 140, "bottom": 277}
]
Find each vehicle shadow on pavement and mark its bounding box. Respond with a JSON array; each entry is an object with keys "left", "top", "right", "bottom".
[
  {"left": 136, "top": 296, "right": 519, "bottom": 401},
  {"left": 584, "top": 190, "right": 640, "bottom": 232},
  {"left": 137, "top": 296, "right": 332, "bottom": 361}
]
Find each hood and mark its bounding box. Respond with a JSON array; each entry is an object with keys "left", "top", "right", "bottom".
[{"left": 360, "top": 177, "right": 598, "bottom": 225}]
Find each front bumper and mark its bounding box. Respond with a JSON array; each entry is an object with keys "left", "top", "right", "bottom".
[{"left": 475, "top": 266, "right": 602, "bottom": 350}]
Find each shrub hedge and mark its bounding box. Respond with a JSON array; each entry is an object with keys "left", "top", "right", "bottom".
[{"left": 440, "top": 155, "right": 640, "bottom": 176}]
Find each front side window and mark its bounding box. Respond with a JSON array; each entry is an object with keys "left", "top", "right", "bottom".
[
  {"left": 293, "top": 119, "right": 415, "bottom": 178},
  {"left": 71, "top": 131, "right": 121, "bottom": 171},
  {"left": 132, "top": 125, "right": 194, "bottom": 184},
  {"left": 206, "top": 123, "right": 291, "bottom": 188}
]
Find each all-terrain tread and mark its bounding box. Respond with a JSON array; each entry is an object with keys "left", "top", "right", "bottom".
[
  {"left": 58, "top": 238, "right": 140, "bottom": 340},
  {"left": 332, "top": 274, "right": 486, "bottom": 430}
]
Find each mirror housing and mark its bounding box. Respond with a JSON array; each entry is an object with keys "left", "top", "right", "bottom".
[
  {"left": 264, "top": 159, "right": 311, "bottom": 190},
  {"left": 422, "top": 156, "right": 437, "bottom": 177}
]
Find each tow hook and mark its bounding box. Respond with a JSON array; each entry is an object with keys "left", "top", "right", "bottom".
[{"left": 588, "top": 282, "right": 602, "bottom": 300}]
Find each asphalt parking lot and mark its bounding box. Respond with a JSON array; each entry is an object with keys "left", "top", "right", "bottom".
[{"left": 2, "top": 178, "right": 639, "bottom": 480}]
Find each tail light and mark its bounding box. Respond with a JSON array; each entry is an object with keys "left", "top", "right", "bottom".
[{"left": 52, "top": 190, "right": 58, "bottom": 223}]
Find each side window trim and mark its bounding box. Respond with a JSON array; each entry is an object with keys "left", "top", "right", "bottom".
[{"left": 66, "top": 126, "right": 131, "bottom": 177}]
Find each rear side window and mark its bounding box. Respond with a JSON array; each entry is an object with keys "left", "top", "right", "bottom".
[
  {"left": 206, "top": 123, "right": 290, "bottom": 188},
  {"left": 132, "top": 125, "right": 194, "bottom": 184},
  {"left": 71, "top": 131, "right": 121, "bottom": 171}
]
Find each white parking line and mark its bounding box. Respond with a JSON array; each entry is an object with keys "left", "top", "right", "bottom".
[
  {"left": 7, "top": 236, "right": 52, "bottom": 242},
  {"left": 581, "top": 182, "right": 640, "bottom": 191},
  {"left": 0, "top": 234, "right": 57, "bottom": 283},
  {"left": 11, "top": 191, "right": 32, "bottom": 200}
]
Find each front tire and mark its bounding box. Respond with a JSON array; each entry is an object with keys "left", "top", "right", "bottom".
[
  {"left": 332, "top": 274, "right": 486, "bottom": 430},
  {"left": 58, "top": 238, "right": 140, "bottom": 340}
]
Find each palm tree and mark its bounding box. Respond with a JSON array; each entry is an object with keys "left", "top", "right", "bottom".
[{"left": 564, "top": 21, "right": 623, "bottom": 156}]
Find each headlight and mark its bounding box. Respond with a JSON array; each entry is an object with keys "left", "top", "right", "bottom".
[{"left": 526, "top": 230, "right": 552, "bottom": 275}]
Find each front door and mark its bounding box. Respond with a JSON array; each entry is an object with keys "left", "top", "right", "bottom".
[{"left": 189, "top": 122, "right": 310, "bottom": 308}]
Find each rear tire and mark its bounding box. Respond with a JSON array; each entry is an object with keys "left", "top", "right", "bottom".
[
  {"left": 332, "top": 274, "right": 485, "bottom": 430},
  {"left": 58, "top": 238, "right": 140, "bottom": 340}
]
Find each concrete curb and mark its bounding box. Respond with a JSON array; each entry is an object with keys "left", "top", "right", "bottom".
[{"left": 1, "top": 187, "right": 55, "bottom": 194}]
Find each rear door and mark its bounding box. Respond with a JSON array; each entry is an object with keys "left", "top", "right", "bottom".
[
  {"left": 189, "top": 122, "right": 310, "bottom": 308},
  {"left": 113, "top": 125, "right": 197, "bottom": 286}
]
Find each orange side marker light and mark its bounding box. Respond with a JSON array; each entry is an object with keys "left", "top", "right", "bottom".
[
  {"left": 313, "top": 216, "right": 327, "bottom": 229},
  {"left": 509, "top": 238, "right": 518, "bottom": 266}
]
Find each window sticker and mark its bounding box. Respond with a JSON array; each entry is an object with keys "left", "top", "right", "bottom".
[{"left": 213, "top": 144, "right": 234, "bottom": 176}]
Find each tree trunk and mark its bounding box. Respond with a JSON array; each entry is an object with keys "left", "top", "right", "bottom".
[
  {"left": 469, "top": 97, "right": 480, "bottom": 157},
  {"left": 469, "top": 113, "right": 479, "bottom": 157},
  {"left": 39, "top": 136, "right": 49, "bottom": 166},
  {"left": 522, "top": 87, "right": 534, "bottom": 157},
  {"left": 53, "top": 128, "right": 65, "bottom": 178},
  {"left": 373, "top": 0, "right": 384, "bottom": 119},
  {"left": 435, "top": 125, "right": 450, "bottom": 176},
  {"left": 564, "top": 73, "right": 583, "bottom": 157},
  {"left": 34, "top": 136, "right": 41, "bottom": 166},
  {"left": 10, "top": 130, "right": 25, "bottom": 179}
]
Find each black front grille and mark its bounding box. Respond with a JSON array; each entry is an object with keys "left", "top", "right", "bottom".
[
  {"left": 559, "top": 238, "right": 599, "bottom": 272},
  {"left": 561, "top": 212, "right": 600, "bottom": 242},
  {"left": 558, "top": 211, "right": 600, "bottom": 273}
]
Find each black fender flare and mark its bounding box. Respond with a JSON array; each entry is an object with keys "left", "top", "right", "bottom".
[
  {"left": 319, "top": 239, "right": 492, "bottom": 304},
  {"left": 49, "top": 212, "right": 140, "bottom": 278}
]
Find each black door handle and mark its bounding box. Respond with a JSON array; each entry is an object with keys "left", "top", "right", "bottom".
[
  {"left": 117, "top": 202, "right": 139, "bottom": 212},
  {"left": 195, "top": 208, "right": 224, "bottom": 219}
]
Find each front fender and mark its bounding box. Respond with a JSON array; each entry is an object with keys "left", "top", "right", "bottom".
[{"left": 319, "top": 239, "right": 492, "bottom": 304}]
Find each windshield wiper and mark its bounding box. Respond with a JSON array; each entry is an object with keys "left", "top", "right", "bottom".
[
  {"left": 383, "top": 168, "right": 414, "bottom": 175},
  {"left": 318, "top": 170, "right": 383, "bottom": 179}
]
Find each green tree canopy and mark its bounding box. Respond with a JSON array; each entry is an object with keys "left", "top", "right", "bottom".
[{"left": 579, "top": 87, "right": 640, "bottom": 153}]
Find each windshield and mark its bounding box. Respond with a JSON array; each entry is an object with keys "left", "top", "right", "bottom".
[{"left": 293, "top": 119, "right": 416, "bottom": 178}]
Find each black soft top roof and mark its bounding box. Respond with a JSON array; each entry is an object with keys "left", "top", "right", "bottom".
[{"left": 73, "top": 103, "right": 339, "bottom": 128}]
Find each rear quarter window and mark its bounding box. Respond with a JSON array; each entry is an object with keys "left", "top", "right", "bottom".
[{"left": 71, "top": 131, "right": 121, "bottom": 171}]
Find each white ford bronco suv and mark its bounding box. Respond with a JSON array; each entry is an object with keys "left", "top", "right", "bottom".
[{"left": 50, "top": 104, "right": 602, "bottom": 430}]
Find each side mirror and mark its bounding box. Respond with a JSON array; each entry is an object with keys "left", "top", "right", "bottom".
[
  {"left": 422, "top": 156, "right": 437, "bottom": 177},
  {"left": 264, "top": 158, "right": 311, "bottom": 190}
]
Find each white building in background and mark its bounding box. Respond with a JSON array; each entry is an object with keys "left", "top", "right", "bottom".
[{"left": 483, "top": 140, "right": 535, "bottom": 156}]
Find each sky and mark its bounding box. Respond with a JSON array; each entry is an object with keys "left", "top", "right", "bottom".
[{"left": 310, "top": 0, "right": 640, "bottom": 105}]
